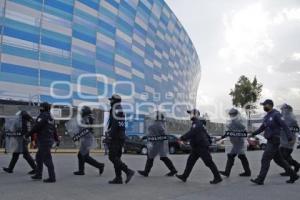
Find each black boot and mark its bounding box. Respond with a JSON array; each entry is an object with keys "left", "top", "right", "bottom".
[
  {"left": 109, "top": 177, "right": 123, "bottom": 184},
  {"left": 251, "top": 178, "right": 264, "bottom": 185},
  {"left": 176, "top": 174, "right": 187, "bottom": 183},
  {"left": 286, "top": 174, "right": 299, "bottom": 184},
  {"left": 125, "top": 169, "right": 135, "bottom": 184},
  {"left": 74, "top": 153, "right": 85, "bottom": 175},
  {"left": 138, "top": 158, "right": 154, "bottom": 177},
  {"left": 210, "top": 177, "right": 223, "bottom": 184},
  {"left": 84, "top": 154, "right": 105, "bottom": 175},
  {"left": 238, "top": 154, "right": 251, "bottom": 177},
  {"left": 160, "top": 157, "right": 177, "bottom": 176},
  {"left": 31, "top": 175, "right": 42, "bottom": 180},
  {"left": 43, "top": 178, "right": 56, "bottom": 183},
  {"left": 4, "top": 153, "right": 20, "bottom": 173},
  {"left": 3, "top": 167, "right": 13, "bottom": 174},
  {"left": 219, "top": 154, "right": 235, "bottom": 177}
]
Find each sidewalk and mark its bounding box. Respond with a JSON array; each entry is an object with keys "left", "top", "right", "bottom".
[{"left": 0, "top": 148, "right": 105, "bottom": 154}]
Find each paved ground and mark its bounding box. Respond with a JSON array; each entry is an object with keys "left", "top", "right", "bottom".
[{"left": 0, "top": 150, "right": 299, "bottom": 200}]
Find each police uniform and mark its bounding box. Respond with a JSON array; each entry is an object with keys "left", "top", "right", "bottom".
[
  {"left": 176, "top": 109, "right": 222, "bottom": 184},
  {"left": 29, "top": 103, "right": 56, "bottom": 183},
  {"left": 251, "top": 103, "right": 298, "bottom": 184},
  {"left": 219, "top": 109, "right": 251, "bottom": 177},
  {"left": 73, "top": 107, "right": 104, "bottom": 176},
  {"left": 138, "top": 114, "right": 177, "bottom": 177},
  {"left": 106, "top": 94, "right": 134, "bottom": 184},
  {"left": 3, "top": 111, "right": 36, "bottom": 174},
  {"left": 277, "top": 105, "right": 300, "bottom": 175}
]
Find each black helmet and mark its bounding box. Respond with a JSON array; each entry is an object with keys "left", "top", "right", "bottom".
[
  {"left": 40, "top": 102, "right": 51, "bottom": 112},
  {"left": 81, "top": 106, "right": 92, "bottom": 117},
  {"left": 20, "top": 110, "right": 33, "bottom": 121},
  {"left": 228, "top": 108, "right": 239, "bottom": 116},
  {"left": 281, "top": 104, "right": 293, "bottom": 112},
  {"left": 109, "top": 94, "right": 122, "bottom": 105}
]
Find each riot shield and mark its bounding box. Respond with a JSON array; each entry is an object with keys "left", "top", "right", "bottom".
[
  {"left": 4, "top": 117, "right": 24, "bottom": 153},
  {"left": 224, "top": 116, "right": 248, "bottom": 154}
]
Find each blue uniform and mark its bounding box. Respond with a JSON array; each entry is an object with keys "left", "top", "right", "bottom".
[
  {"left": 253, "top": 109, "right": 292, "bottom": 142},
  {"left": 29, "top": 112, "right": 56, "bottom": 180},
  {"left": 179, "top": 118, "right": 221, "bottom": 181},
  {"left": 107, "top": 103, "right": 131, "bottom": 181},
  {"left": 252, "top": 109, "right": 297, "bottom": 183}
]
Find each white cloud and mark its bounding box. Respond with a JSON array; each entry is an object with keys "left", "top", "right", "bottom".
[
  {"left": 275, "top": 52, "right": 300, "bottom": 73},
  {"left": 219, "top": 3, "right": 274, "bottom": 64},
  {"left": 273, "top": 8, "right": 300, "bottom": 24}
]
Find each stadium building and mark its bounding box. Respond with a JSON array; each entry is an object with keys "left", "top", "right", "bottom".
[{"left": 0, "top": 0, "right": 201, "bottom": 136}]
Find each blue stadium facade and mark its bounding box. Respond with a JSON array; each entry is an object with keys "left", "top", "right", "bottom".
[{"left": 0, "top": 0, "right": 201, "bottom": 120}]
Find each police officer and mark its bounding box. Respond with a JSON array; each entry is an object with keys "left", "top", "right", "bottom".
[
  {"left": 106, "top": 94, "right": 135, "bottom": 184},
  {"left": 176, "top": 109, "right": 222, "bottom": 184},
  {"left": 73, "top": 106, "right": 105, "bottom": 176},
  {"left": 276, "top": 104, "right": 300, "bottom": 176},
  {"left": 28, "top": 102, "right": 57, "bottom": 183},
  {"left": 250, "top": 99, "right": 299, "bottom": 185},
  {"left": 3, "top": 111, "right": 36, "bottom": 174},
  {"left": 138, "top": 111, "right": 177, "bottom": 177},
  {"left": 219, "top": 108, "right": 251, "bottom": 177}
]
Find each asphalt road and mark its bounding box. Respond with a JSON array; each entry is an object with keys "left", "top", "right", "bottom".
[{"left": 0, "top": 150, "right": 299, "bottom": 200}]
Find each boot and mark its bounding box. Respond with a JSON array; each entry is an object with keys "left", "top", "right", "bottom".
[
  {"left": 138, "top": 158, "right": 154, "bottom": 177},
  {"left": 3, "top": 167, "right": 13, "bottom": 174},
  {"left": 238, "top": 154, "right": 251, "bottom": 177},
  {"left": 176, "top": 174, "right": 187, "bottom": 183},
  {"left": 31, "top": 175, "right": 42, "bottom": 180},
  {"left": 84, "top": 154, "right": 105, "bottom": 175},
  {"left": 108, "top": 177, "right": 123, "bottom": 184},
  {"left": 210, "top": 177, "right": 222, "bottom": 184},
  {"left": 74, "top": 153, "right": 85, "bottom": 175},
  {"left": 43, "top": 178, "right": 56, "bottom": 183},
  {"left": 125, "top": 169, "right": 135, "bottom": 184},
  {"left": 219, "top": 154, "right": 235, "bottom": 177},
  {"left": 160, "top": 157, "right": 177, "bottom": 176},
  {"left": 4, "top": 153, "right": 20, "bottom": 173},
  {"left": 251, "top": 178, "right": 264, "bottom": 185},
  {"left": 286, "top": 174, "right": 299, "bottom": 184}
]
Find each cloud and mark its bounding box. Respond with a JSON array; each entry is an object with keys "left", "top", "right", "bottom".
[
  {"left": 274, "top": 52, "right": 300, "bottom": 73},
  {"left": 219, "top": 3, "right": 274, "bottom": 64},
  {"left": 273, "top": 8, "right": 300, "bottom": 24}
]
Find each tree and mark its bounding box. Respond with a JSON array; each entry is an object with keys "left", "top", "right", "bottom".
[{"left": 229, "top": 75, "right": 263, "bottom": 127}]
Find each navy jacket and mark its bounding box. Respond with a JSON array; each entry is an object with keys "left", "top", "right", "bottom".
[
  {"left": 253, "top": 109, "right": 293, "bottom": 142},
  {"left": 107, "top": 104, "right": 126, "bottom": 141},
  {"left": 29, "top": 112, "right": 55, "bottom": 145},
  {"left": 181, "top": 118, "right": 211, "bottom": 149}
]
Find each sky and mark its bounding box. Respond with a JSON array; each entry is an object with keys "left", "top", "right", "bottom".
[{"left": 166, "top": 0, "right": 300, "bottom": 122}]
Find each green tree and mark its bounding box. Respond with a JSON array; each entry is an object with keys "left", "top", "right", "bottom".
[{"left": 229, "top": 75, "right": 263, "bottom": 126}]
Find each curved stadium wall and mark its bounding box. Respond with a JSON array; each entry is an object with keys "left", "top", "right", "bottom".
[{"left": 0, "top": 0, "right": 201, "bottom": 119}]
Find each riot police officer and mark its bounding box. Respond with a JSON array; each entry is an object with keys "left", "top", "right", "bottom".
[
  {"left": 251, "top": 99, "right": 299, "bottom": 185},
  {"left": 28, "top": 102, "right": 57, "bottom": 183},
  {"left": 106, "top": 94, "right": 135, "bottom": 184},
  {"left": 219, "top": 108, "right": 251, "bottom": 177},
  {"left": 3, "top": 111, "right": 36, "bottom": 174},
  {"left": 73, "top": 106, "right": 105, "bottom": 176},
  {"left": 138, "top": 111, "right": 177, "bottom": 177},
  {"left": 276, "top": 104, "right": 300, "bottom": 176},
  {"left": 176, "top": 109, "right": 222, "bottom": 184}
]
